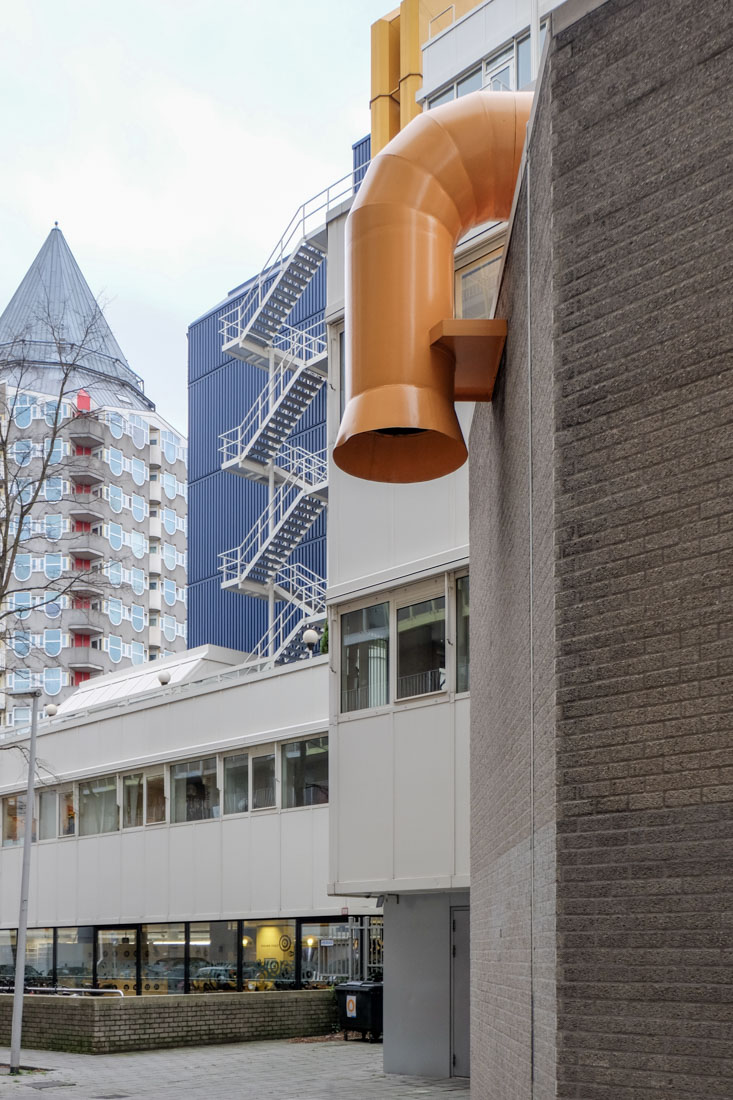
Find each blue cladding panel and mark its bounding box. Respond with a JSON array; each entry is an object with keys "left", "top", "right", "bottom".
[
  {"left": 188, "top": 254, "right": 327, "bottom": 653},
  {"left": 353, "top": 135, "right": 371, "bottom": 187}
]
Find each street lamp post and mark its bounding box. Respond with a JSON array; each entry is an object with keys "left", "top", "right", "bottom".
[{"left": 9, "top": 689, "right": 42, "bottom": 1076}]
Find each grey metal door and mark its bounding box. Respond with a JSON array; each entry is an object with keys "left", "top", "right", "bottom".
[{"left": 451, "top": 906, "right": 470, "bottom": 1077}]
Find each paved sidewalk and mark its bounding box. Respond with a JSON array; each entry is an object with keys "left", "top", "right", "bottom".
[{"left": 0, "top": 1039, "right": 470, "bottom": 1098}]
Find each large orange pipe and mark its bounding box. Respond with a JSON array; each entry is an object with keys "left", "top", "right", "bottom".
[{"left": 334, "top": 90, "right": 533, "bottom": 483}]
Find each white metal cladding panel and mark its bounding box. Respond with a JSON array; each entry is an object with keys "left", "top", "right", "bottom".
[
  {"left": 119, "top": 829, "right": 146, "bottom": 923},
  {"left": 454, "top": 696, "right": 471, "bottom": 879},
  {"left": 335, "top": 714, "right": 393, "bottom": 886},
  {"left": 328, "top": 404, "right": 471, "bottom": 596},
  {"left": 221, "top": 816, "right": 251, "bottom": 915},
  {"left": 393, "top": 704, "right": 455, "bottom": 880},
  {"left": 140, "top": 826, "right": 170, "bottom": 921},
  {"left": 310, "top": 808, "right": 334, "bottom": 912},
  {"left": 249, "top": 812, "right": 281, "bottom": 914},
  {"left": 280, "top": 809, "right": 316, "bottom": 912}
]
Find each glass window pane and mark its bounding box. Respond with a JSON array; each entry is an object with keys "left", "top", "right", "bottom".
[
  {"left": 242, "top": 921, "right": 296, "bottom": 991},
  {"left": 459, "top": 255, "right": 502, "bottom": 319},
  {"left": 397, "top": 596, "right": 446, "bottom": 698},
  {"left": 38, "top": 790, "right": 57, "bottom": 840},
  {"left": 57, "top": 927, "right": 94, "bottom": 989},
  {"left": 456, "top": 575, "right": 470, "bottom": 693},
  {"left": 281, "top": 736, "right": 328, "bottom": 808},
  {"left": 457, "top": 67, "right": 482, "bottom": 96},
  {"left": 252, "top": 755, "right": 276, "bottom": 810},
  {"left": 79, "top": 776, "right": 118, "bottom": 836},
  {"left": 341, "top": 602, "right": 389, "bottom": 712},
  {"left": 301, "top": 922, "right": 354, "bottom": 988},
  {"left": 59, "top": 789, "right": 75, "bottom": 836},
  {"left": 146, "top": 774, "right": 165, "bottom": 824},
  {"left": 141, "top": 924, "right": 185, "bottom": 995},
  {"left": 170, "top": 757, "right": 219, "bottom": 822},
  {"left": 123, "top": 774, "right": 143, "bottom": 828},
  {"left": 97, "top": 928, "right": 138, "bottom": 996},
  {"left": 189, "top": 922, "right": 239, "bottom": 994},
  {"left": 3, "top": 795, "right": 24, "bottom": 847},
  {"left": 223, "top": 753, "right": 249, "bottom": 815},
  {"left": 428, "top": 86, "right": 455, "bottom": 108},
  {"left": 26, "top": 929, "right": 54, "bottom": 987}
]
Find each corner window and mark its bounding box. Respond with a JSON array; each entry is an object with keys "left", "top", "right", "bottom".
[
  {"left": 341, "top": 602, "right": 389, "bottom": 713},
  {"left": 456, "top": 250, "right": 503, "bottom": 320},
  {"left": 170, "top": 757, "right": 219, "bottom": 823},
  {"left": 397, "top": 596, "right": 446, "bottom": 699},
  {"left": 456, "top": 575, "right": 470, "bottom": 692},
  {"left": 282, "top": 736, "right": 328, "bottom": 808}
]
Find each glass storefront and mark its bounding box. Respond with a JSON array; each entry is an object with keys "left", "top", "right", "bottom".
[{"left": 0, "top": 917, "right": 380, "bottom": 994}]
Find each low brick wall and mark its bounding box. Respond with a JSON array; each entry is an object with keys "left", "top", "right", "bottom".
[{"left": 0, "top": 990, "right": 337, "bottom": 1054}]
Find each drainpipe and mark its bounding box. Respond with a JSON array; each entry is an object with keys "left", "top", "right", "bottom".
[{"left": 334, "top": 90, "right": 532, "bottom": 484}]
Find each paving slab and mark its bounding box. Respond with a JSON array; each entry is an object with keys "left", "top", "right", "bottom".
[{"left": 0, "top": 1040, "right": 469, "bottom": 1099}]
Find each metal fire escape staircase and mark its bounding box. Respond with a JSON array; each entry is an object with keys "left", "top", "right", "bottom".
[{"left": 218, "top": 174, "right": 355, "bottom": 668}]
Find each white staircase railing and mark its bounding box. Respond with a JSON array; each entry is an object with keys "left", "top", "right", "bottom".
[
  {"left": 219, "top": 172, "right": 357, "bottom": 348},
  {"left": 219, "top": 322, "right": 327, "bottom": 467},
  {"left": 218, "top": 447, "right": 327, "bottom": 587}
]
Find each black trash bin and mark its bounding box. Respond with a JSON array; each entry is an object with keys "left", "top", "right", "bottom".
[{"left": 336, "top": 980, "right": 383, "bottom": 1042}]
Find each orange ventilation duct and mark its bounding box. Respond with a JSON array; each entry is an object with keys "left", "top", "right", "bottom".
[{"left": 334, "top": 90, "right": 533, "bottom": 483}]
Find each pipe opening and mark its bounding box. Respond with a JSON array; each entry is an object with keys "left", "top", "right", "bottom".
[{"left": 376, "top": 427, "right": 427, "bottom": 437}]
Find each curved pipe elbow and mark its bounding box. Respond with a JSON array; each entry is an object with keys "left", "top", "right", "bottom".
[{"left": 334, "top": 90, "right": 533, "bottom": 483}]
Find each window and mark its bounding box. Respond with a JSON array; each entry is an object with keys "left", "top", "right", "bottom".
[
  {"left": 162, "top": 509, "right": 176, "bottom": 535},
  {"left": 131, "top": 494, "right": 145, "bottom": 523},
  {"left": 11, "top": 631, "right": 31, "bottom": 657},
  {"left": 108, "top": 635, "right": 122, "bottom": 663},
  {"left": 45, "top": 477, "right": 63, "bottom": 502},
  {"left": 108, "top": 522, "right": 123, "bottom": 551},
  {"left": 162, "top": 543, "right": 176, "bottom": 570},
  {"left": 108, "top": 412, "right": 124, "bottom": 439},
  {"left": 44, "top": 514, "right": 63, "bottom": 540},
  {"left": 44, "top": 438, "right": 63, "bottom": 464},
  {"left": 131, "top": 530, "right": 146, "bottom": 558},
  {"left": 59, "top": 789, "right": 75, "bottom": 836},
  {"left": 187, "top": 922, "right": 238, "bottom": 994},
  {"left": 79, "top": 776, "right": 118, "bottom": 836},
  {"left": 485, "top": 49, "right": 513, "bottom": 91},
  {"left": 162, "top": 578, "right": 177, "bottom": 606},
  {"left": 397, "top": 595, "right": 446, "bottom": 699},
  {"left": 38, "top": 790, "right": 57, "bottom": 841},
  {"left": 223, "top": 753, "right": 249, "bottom": 815},
  {"left": 44, "top": 668, "right": 64, "bottom": 696},
  {"left": 108, "top": 448, "right": 123, "bottom": 476},
  {"left": 122, "top": 774, "right": 144, "bottom": 828},
  {"left": 2, "top": 795, "right": 26, "bottom": 846},
  {"left": 44, "top": 629, "right": 63, "bottom": 658},
  {"left": 13, "top": 393, "right": 34, "bottom": 428},
  {"left": 13, "top": 554, "right": 32, "bottom": 582},
  {"left": 456, "top": 250, "right": 503, "bottom": 319},
  {"left": 456, "top": 575, "right": 470, "bottom": 692},
  {"left": 130, "top": 640, "right": 145, "bottom": 665},
  {"left": 13, "top": 438, "right": 32, "bottom": 466},
  {"left": 45, "top": 553, "right": 63, "bottom": 580},
  {"left": 131, "top": 458, "right": 146, "bottom": 486},
  {"left": 14, "top": 592, "right": 31, "bottom": 620},
  {"left": 108, "top": 484, "right": 123, "bottom": 513},
  {"left": 281, "top": 736, "right": 328, "bottom": 808},
  {"left": 131, "top": 568, "right": 145, "bottom": 595},
  {"left": 341, "top": 602, "right": 389, "bottom": 712},
  {"left": 170, "top": 757, "right": 218, "bottom": 823},
  {"left": 252, "top": 754, "right": 276, "bottom": 810},
  {"left": 146, "top": 775, "right": 165, "bottom": 824},
  {"left": 56, "top": 927, "right": 94, "bottom": 989},
  {"left": 130, "top": 605, "right": 145, "bottom": 632},
  {"left": 107, "top": 598, "right": 123, "bottom": 626},
  {"left": 108, "top": 562, "right": 122, "bottom": 587}
]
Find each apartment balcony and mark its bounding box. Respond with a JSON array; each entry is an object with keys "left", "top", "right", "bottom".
[
  {"left": 68, "top": 574, "right": 104, "bottom": 599},
  {"left": 68, "top": 502, "right": 104, "bottom": 525},
  {"left": 69, "top": 529, "right": 107, "bottom": 562},
  {"left": 148, "top": 625, "right": 162, "bottom": 650},
  {"left": 148, "top": 515, "right": 162, "bottom": 541},
  {"left": 149, "top": 480, "right": 162, "bottom": 506},
  {"left": 148, "top": 588, "right": 162, "bottom": 613},
  {"left": 67, "top": 646, "right": 105, "bottom": 673},
  {"left": 67, "top": 609, "right": 106, "bottom": 637},
  {"left": 67, "top": 453, "right": 105, "bottom": 486},
  {"left": 148, "top": 443, "right": 162, "bottom": 469},
  {"left": 67, "top": 419, "right": 106, "bottom": 449}
]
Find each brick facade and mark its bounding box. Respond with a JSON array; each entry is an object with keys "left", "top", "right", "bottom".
[
  {"left": 0, "top": 991, "right": 337, "bottom": 1054},
  {"left": 471, "top": 0, "right": 733, "bottom": 1095}
]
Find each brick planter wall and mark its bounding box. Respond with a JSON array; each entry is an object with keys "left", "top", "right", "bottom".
[{"left": 0, "top": 990, "right": 338, "bottom": 1054}]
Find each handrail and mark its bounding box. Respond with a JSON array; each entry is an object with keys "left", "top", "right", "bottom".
[
  {"left": 0, "top": 984, "right": 124, "bottom": 997},
  {"left": 219, "top": 169, "right": 358, "bottom": 348}
]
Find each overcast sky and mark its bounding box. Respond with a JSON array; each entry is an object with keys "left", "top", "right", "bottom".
[{"left": 0, "top": 0, "right": 390, "bottom": 434}]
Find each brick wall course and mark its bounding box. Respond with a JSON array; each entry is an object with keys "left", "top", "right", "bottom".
[
  {"left": 471, "top": 0, "right": 733, "bottom": 1095},
  {"left": 0, "top": 991, "right": 337, "bottom": 1054}
]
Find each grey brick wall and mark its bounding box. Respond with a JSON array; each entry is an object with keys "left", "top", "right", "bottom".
[
  {"left": 470, "top": 0, "right": 733, "bottom": 1096},
  {"left": 0, "top": 991, "right": 337, "bottom": 1054}
]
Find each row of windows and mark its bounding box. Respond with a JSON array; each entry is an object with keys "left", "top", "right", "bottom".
[
  {"left": 5, "top": 591, "right": 69, "bottom": 619},
  {"left": 102, "top": 448, "right": 148, "bottom": 486},
  {"left": 340, "top": 575, "right": 469, "bottom": 713},
  {"left": 101, "top": 410, "right": 149, "bottom": 449},
  {"left": 9, "top": 514, "right": 68, "bottom": 541},
  {"left": 0, "top": 916, "right": 381, "bottom": 995},
  {"left": 104, "top": 485, "right": 147, "bottom": 521},
  {"left": 427, "top": 24, "right": 547, "bottom": 108},
  {"left": 5, "top": 631, "right": 148, "bottom": 664},
  {"left": 154, "top": 471, "right": 187, "bottom": 503},
  {"left": 11, "top": 394, "right": 73, "bottom": 429},
  {"left": 8, "top": 439, "right": 69, "bottom": 466},
  {"left": 4, "top": 668, "right": 68, "bottom": 697},
  {"left": 151, "top": 428, "right": 187, "bottom": 466},
  {"left": 150, "top": 542, "right": 187, "bottom": 570},
  {"left": 1, "top": 736, "right": 329, "bottom": 845}
]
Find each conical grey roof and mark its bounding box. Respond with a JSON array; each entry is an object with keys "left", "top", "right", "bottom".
[{"left": 0, "top": 226, "right": 144, "bottom": 392}]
